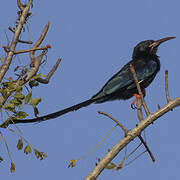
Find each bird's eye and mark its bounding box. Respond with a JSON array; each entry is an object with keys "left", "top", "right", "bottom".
[{"left": 139, "top": 46, "right": 145, "bottom": 52}]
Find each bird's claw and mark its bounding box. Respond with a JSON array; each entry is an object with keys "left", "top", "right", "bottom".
[{"left": 131, "top": 103, "right": 137, "bottom": 109}]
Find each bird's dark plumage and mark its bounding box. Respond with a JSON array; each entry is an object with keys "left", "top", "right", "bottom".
[{"left": 12, "top": 37, "right": 175, "bottom": 124}]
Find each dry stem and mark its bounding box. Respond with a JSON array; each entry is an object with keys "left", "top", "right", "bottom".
[
  {"left": 98, "top": 111, "right": 128, "bottom": 136},
  {"left": 129, "top": 64, "right": 150, "bottom": 116}
]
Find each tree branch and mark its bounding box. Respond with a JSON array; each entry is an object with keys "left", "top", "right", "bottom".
[
  {"left": 98, "top": 111, "right": 128, "bottom": 136},
  {"left": 165, "top": 70, "right": 170, "bottom": 103},
  {"left": 129, "top": 64, "right": 150, "bottom": 116},
  {"left": 136, "top": 98, "right": 155, "bottom": 162},
  {"left": 0, "top": 0, "right": 33, "bottom": 83},
  {"left": 84, "top": 97, "right": 180, "bottom": 180},
  {"left": 36, "top": 58, "right": 62, "bottom": 84}
]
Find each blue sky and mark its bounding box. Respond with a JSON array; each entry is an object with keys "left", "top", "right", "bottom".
[{"left": 0, "top": 0, "right": 180, "bottom": 179}]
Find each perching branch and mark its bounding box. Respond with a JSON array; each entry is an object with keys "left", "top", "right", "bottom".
[
  {"left": 136, "top": 97, "right": 143, "bottom": 121},
  {"left": 129, "top": 64, "right": 150, "bottom": 116},
  {"left": 84, "top": 97, "right": 180, "bottom": 180}
]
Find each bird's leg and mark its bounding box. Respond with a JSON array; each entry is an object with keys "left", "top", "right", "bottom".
[{"left": 131, "top": 94, "right": 141, "bottom": 109}]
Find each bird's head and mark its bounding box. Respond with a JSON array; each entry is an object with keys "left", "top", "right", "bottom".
[{"left": 132, "top": 37, "right": 175, "bottom": 59}]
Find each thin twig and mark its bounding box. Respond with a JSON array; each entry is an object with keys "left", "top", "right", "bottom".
[
  {"left": 124, "top": 150, "right": 146, "bottom": 167},
  {"left": 26, "top": 22, "right": 50, "bottom": 81},
  {"left": 0, "top": 131, "right": 13, "bottom": 163},
  {"left": 29, "top": 22, "right": 50, "bottom": 63},
  {"left": 25, "top": 51, "right": 46, "bottom": 82},
  {"left": 17, "top": 0, "right": 25, "bottom": 11},
  {"left": 8, "top": 26, "right": 33, "bottom": 44},
  {"left": 165, "top": 70, "right": 170, "bottom": 103},
  {"left": 18, "top": 39, "right": 33, "bottom": 44},
  {"left": 157, "top": 104, "right": 161, "bottom": 110},
  {"left": 129, "top": 64, "right": 150, "bottom": 116},
  {"left": 98, "top": 111, "right": 128, "bottom": 136},
  {"left": 14, "top": 46, "right": 50, "bottom": 54},
  {"left": 19, "top": 39, "right": 33, "bottom": 44},
  {"left": 8, "top": 27, "right": 15, "bottom": 33},
  {"left": 136, "top": 98, "right": 143, "bottom": 121},
  {"left": 136, "top": 98, "right": 155, "bottom": 162},
  {"left": 137, "top": 135, "right": 155, "bottom": 162},
  {"left": 36, "top": 58, "right": 61, "bottom": 84}
]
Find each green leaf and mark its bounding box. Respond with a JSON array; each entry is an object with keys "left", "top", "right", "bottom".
[
  {"left": 32, "top": 74, "right": 41, "bottom": 80},
  {"left": 14, "top": 92, "right": 25, "bottom": 100},
  {"left": 15, "top": 111, "right": 28, "bottom": 119},
  {"left": 105, "top": 162, "right": 116, "bottom": 170},
  {"left": 7, "top": 82, "right": 15, "bottom": 90},
  {"left": 30, "top": 98, "right": 41, "bottom": 107},
  {"left": 17, "top": 139, "right": 23, "bottom": 150},
  {"left": 29, "top": 80, "right": 39, "bottom": 88},
  {"left": 0, "top": 89, "right": 8, "bottom": 98},
  {"left": 2, "top": 82, "right": 9, "bottom": 87},
  {"left": 68, "top": 159, "right": 77, "bottom": 168},
  {"left": 16, "top": 86, "right": 22, "bottom": 92},
  {"left": 24, "top": 145, "right": 32, "bottom": 154},
  {"left": 34, "top": 149, "right": 47, "bottom": 160},
  {"left": 5, "top": 103, "right": 15, "bottom": 112},
  {"left": 10, "top": 98, "right": 22, "bottom": 106},
  {"left": 25, "top": 91, "right": 32, "bottom": 104},
  {"left": 10, "top": 162, "right": 15, "bottom": 173}
]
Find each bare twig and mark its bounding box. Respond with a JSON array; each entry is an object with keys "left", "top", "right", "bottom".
[
  {"left": 25, "top": 51, "right": 46, "bottom": 82},
  {"left": 29, "top": 22, "right": 50, "bottom": 63},
  {"left": 8, "top": 26, "right": 33, "bottom": 44},
  {"left": 0, "top": 131, "right": 13, "bottom": 163},
  {"left": 98, "top": 111, "right": 128, "bottom": 136},
  {"left": 36, "top": 58, "right": 62, "bottom": 84},
  {"left": 17, "top": 0, "right": 25, "bottom": 11},
  {"left": 129, "top": 64, "right": 150, "bottom": 116},
  {"left": 137, "top": 135, "right": 155, "bottom": 162},
  {"left": 18, "top": 39, "right": 33, "bottom": 44},
  {"left": 8, "top": 27, "right": 15, "bottom": 33},
  {"left": 84, "top": 97, "right": 180, "bottom": 180},
  {"left": 136, "top": 98, "right": 143, "bottom": 121},
  {"left": 14, "top": 45, "right": 50, "bottom": 54},
  {"left": 26, "top": 22, "right": 50, "bottom": 81},
  {"left": 165, "top": 70, "right": 170, "bottom": 103},
  {"left": 136, "top": 98, "right": 155, "bottom": 162}
]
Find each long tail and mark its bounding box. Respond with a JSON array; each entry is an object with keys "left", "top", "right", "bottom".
[{"left": 11, "top": 98, "right": 96, "bottom": 125}]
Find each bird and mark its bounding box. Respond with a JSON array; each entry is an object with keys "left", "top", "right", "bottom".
[{"left": 12, "top": 36, "right": 175, "bottom": 124}]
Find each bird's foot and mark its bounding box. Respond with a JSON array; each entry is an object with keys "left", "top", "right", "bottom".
[{"left": 131, "top": 94, "right": 141, "bottom": 109}]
